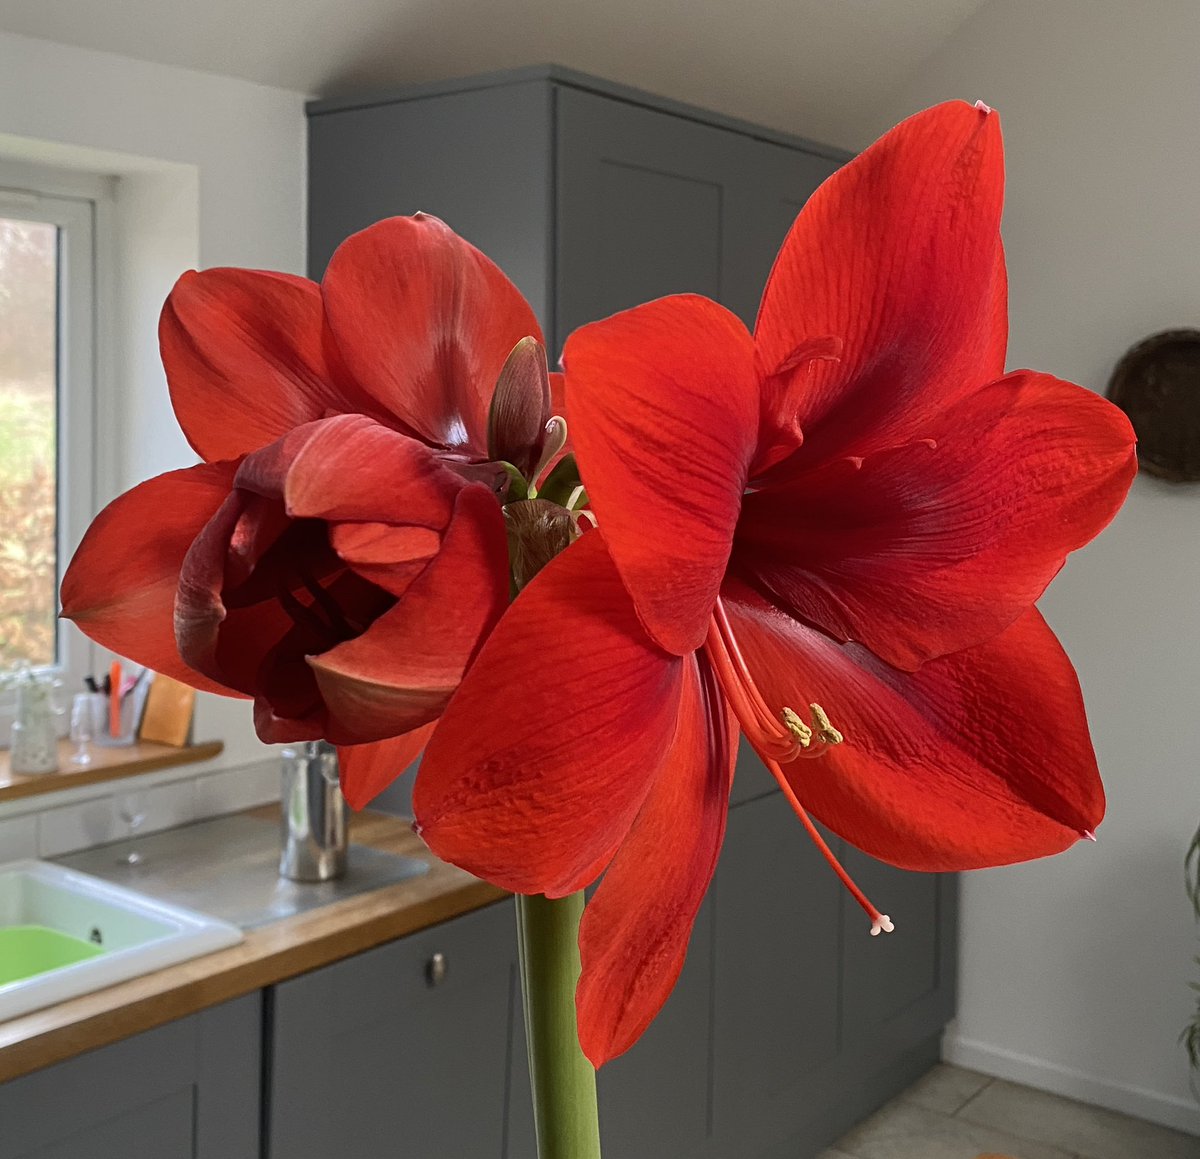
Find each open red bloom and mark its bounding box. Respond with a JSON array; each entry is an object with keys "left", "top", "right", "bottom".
[
  {"left": 62, "top": 215, "right": 557, "bottom": 806},
  {"left": 413, "top": 102, "right": 1137, "bottom": 1066}
]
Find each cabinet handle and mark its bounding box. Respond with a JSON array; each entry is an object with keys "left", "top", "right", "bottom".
[{"left": 426, "top": 951, "right": 448, "bottom": 987}]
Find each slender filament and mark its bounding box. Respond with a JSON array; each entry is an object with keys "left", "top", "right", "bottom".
[{"left": 765, "top": 755, "right": 894, "bottom": 936}]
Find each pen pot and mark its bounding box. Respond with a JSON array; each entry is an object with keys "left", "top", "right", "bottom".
[{"left": 95, "top": 689, "right": 138, "bottom": 747}]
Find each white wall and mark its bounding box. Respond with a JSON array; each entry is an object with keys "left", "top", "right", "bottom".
[
  {"left": 0, "top": 29, "right": 307, "bottom": 770},
  {"left": 850, "top": 0, "right": 1200, "bottom": 1133}
]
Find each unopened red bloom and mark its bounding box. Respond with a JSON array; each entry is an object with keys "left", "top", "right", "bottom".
[
  {"left": 62, "top": 216, "right": 561, "bottom": 805},
  {"left": 412, "top": 102, "right": 1137, "bottom": 1065}
]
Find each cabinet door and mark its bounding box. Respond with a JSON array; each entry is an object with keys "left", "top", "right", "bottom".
[
  {"left": 719, "top": 141, "right": 841, "bottom": 326},
  {"left": 308, "top": 81, "right": 554, "bottom": 325},
  {"left": 267, "top": 899, "right": 518, "bottom": 1159},
  {"left": 711, "top": 790, "right": 842, "bottom": 1155},
  {"left": 840, "top": 848, "right": 958, "bottom": 1052},
  {"left": 507, "top": 897, "right": 715, "bottom": 1159},
  {"left": 0, "top": 995, "right": 261, "bottom": 1159},
  {"left": 598, "top": 897, "right": 714, "bottom": 1158},
  {"left": 555, "top": 85, "right": 731, "bottom": 346},
  {"left": 554, "top": 85, "right": 841, "bottom": 347}
]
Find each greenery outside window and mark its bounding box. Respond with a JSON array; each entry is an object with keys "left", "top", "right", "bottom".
[{"left": 0, "top": 171, "right": 98, "bottom": 690}]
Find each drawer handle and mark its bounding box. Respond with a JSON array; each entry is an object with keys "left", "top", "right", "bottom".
[{"left": 426, "top": 951, "right": 448, "bottom": 987}]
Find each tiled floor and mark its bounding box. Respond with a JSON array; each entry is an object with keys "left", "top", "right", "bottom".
[{"left": 819, "top": 1064, "right": 1200, "bottom": 1159}]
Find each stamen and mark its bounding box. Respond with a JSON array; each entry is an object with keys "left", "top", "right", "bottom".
[
  {"left": 712, "top": 604, "right": 799, "bottom": 743},
  {"left": 704, "top": 617, "right": 799, "bottom": 761},
  {"left": 1081, "top": 829, "right": 1098, "bottom": 843},
  {"left": 764, "top": 755, "right": 895, "bottom": 938},
  {"left": 298, "top": 569, "right": 356, "bottom": 636},
  {"left": 809, "top": 703, "right": 843, "bottom": 746},
  {"left": 781, "top": 707, "right": 812, "bottom": 748},
  {"left": 706, "top": 601, "right": 850, "bottom": 763},
  {"left": 276, "top": 582, "right": 331, "bottom": 638}
]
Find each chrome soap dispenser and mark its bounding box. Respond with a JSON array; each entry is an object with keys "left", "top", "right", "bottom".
[{"left": 279, "top": 741, "right": 347, "bottom": 882}]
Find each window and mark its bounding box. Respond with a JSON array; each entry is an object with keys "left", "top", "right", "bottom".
[{"left": 0, "top": 174, "right": 97, "bottom": 683}]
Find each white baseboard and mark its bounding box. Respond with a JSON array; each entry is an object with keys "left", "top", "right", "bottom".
[{"left": 942, "top": 1032, "right": 1200, "bottom": 1137}]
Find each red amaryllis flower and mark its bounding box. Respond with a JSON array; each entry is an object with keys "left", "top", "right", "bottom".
[
  {"left": 412, "top": 102, "right": 1137, "bottom": 1065},
  {"left": 62, "top": 216, "right": 565, "bottom": 806}
]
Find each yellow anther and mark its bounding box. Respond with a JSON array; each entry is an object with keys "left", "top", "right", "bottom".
[
  {"left": 780, "top": 707, "right": 813, "bottom": 748},
  {"left": 809, "top": 703, "right": 843, "bottom": 746}
]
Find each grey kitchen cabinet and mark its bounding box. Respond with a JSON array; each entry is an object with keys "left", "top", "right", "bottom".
[
  {"left": 552, "top": 83, "right": 840, "bottom": 334},
  {"left": 712, "top": 776, "right": 843, "bottom": 1156},
  {"left": 266, "top": 898, "right": 520, "bottom": 1159},
  {"left": 307, "top": 64, "right": 847, "bottom": 356},
  {"left": 0, "top": 994, "right": 261, "bottom": 1159},
  {"left": 267, "top": 886, "right": 713, "bottom": 1159}
]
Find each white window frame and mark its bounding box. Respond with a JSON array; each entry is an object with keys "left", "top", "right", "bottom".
[{"left": 0, "top": 161, "right": 111, "bottom": 701}]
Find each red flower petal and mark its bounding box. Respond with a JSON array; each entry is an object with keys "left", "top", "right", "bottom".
[
  {"left": 413, "top": 532, "right": 685, "bottom": 896},
  {"left": 563, "top": 295, "right": 760, "bottom": 656},
  {"left": 321, "top": 215, "right": 543, "bottom": 454},
  {"left": 231, "top": 413, "right": 464, "bottom": 526},
  {"left": 338, "top": 723, "right": 437, "bottom": 810},
  {"left": 174, "top": 489, "right": 300, "bottom": 700},
  {"left": 329, "top": 523, "right": 442, "bottom": 597},
  {"left": 735, "top": 372, "right": 1137, "bottom": 669},
  {"left": 160, "top": 269, "right": 373, "bottom": 462},
  {"left": 723, "top": 584, "right": 1103, "bottom": 870},
  {"left": 577, "top": 652, "right": 735, "bottom": 1066},
  {"left": 309, "top": 485, "right": 509, "bottom": 744},
  {"left": 60, "top": 463, "right": 245, "bottom": 697},
  {"left": 754, "top": 101, "right": 1007, "bottom": 468}
]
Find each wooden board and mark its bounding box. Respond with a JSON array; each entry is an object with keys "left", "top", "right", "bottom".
[
  {"left": 0, "top": 809, "right": 506, "bottom": 1083},
  {"left": 138, "top": 676, "right": 196, "bottom": 747},
  {"left": 0, "top": 740, "right": 224, "bottom": 804}
]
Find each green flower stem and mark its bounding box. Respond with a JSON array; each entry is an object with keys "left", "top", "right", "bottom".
[{"left": 516, "top": 891, "right": 602, "bottom": 1159}]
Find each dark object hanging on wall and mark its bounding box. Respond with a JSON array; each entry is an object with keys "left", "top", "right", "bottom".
[{"left": 1106, "top": 329, "right": 1200, "bottom": 482}]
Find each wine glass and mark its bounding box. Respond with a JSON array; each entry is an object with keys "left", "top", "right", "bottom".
[
  {"left": 69, "top": 693, "right": 98, "bottom": 766},
  {"left": 116, "top": 792, "right": 147, "bottom": 866}
]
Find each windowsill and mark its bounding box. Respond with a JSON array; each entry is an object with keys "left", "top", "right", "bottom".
[{"left": 0, "top": 739, "right": 224, "bottom": 805}]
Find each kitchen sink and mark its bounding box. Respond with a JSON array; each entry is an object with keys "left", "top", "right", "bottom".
[
  {"left": 0, "top": 859, "right": 243, "bottom": 1023},
  {"left": 58, "top": 813, "right": 430, "bottom": 930}
]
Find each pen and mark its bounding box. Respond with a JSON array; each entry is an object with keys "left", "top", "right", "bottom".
[{"left": 108, "top": 661, "right": 122, "bottom": 737}]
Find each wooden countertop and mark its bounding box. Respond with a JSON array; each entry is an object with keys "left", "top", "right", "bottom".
[
  {"left": 0, "top": 808, "right": 507, "bottom": 1083},
  {"left": 0, "top": 740, "right": 224, "bottom": 803}
]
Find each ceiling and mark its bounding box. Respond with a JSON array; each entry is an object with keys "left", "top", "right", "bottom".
[{"left": 0, "top": 0, "right": 990, "bottom": 147}]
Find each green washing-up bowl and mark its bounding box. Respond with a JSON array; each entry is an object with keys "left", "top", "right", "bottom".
[{"left": 0, "top": 925, "right": 105, "bottom": 986}]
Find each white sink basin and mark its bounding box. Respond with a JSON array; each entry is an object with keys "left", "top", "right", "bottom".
[{"left": 0, "top": 859, "right": 243, "bottom": 1022}]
